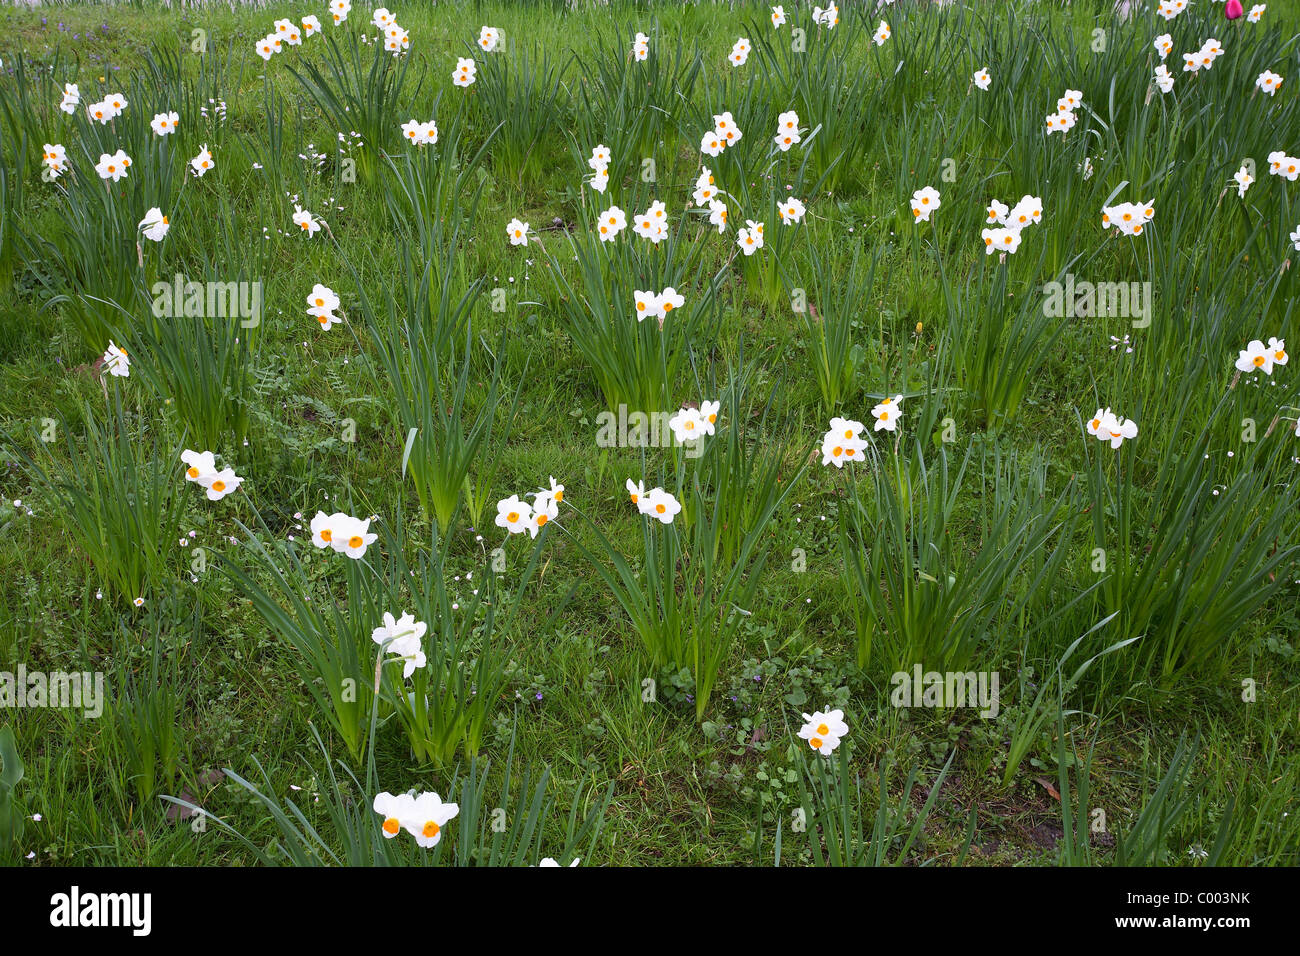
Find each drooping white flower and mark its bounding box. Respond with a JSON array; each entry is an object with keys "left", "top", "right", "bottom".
[
  {"left": 139, "top": 207, "right": 170, "bottom": 242},
  {"left": 102, "top": 341, "right": 130, "bottom": 377}
]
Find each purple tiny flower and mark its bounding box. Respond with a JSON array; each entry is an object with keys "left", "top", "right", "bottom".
[{"left": 535, "top": 692, "right": 543, "bottom": 700}]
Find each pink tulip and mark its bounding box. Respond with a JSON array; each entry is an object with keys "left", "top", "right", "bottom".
[{"left": 1226, "top": 0, "right": 1244, "bottom": 19}]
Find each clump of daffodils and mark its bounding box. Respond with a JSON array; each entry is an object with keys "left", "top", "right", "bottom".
[
  {"left": 595, "top": 204, "right": 627, "bottom": 242},
  {"left": 150, "top": 111, "right": 179, "bottom": 136},
  {"left": 496, "top": 477, "right": 565, "bottom": 539},
  {"left": 400, "top": 119, "right": 438, "bottom": 146},
  {"left": 587, "top": 144, "right": 611, "bottom": 194},
  {"left": 633, "top": 287, "right": 684, "bottom": 326},
  {"left": 256, "top": 13, "right": 328, "bottom": 60},
  {"left": 633, "top": 202, "right": 669, "bottom": 244},
  {"left": 58, "top": 83, "right": 79, "bottom": 115},
  {"left": 310, "top": 511, "right": 378, "bottom": 558},
  {"left": 1268, "top": 151, "right": 1299, "bottom": 182},
  {"left": 737, "top": 220, "right": 764, "bottom": 254},
  {"left": 181, "top": 449, "right": 244, "bottom": 501},
  {"left": 87, "top": 92, "right": 127, "bottom": 125},
  {"left": 453, "top": 57, "right": 476, "bottom": 87},
  {"left": 1086, "top": 408, "right": 1139, "bottom": 449},
  {"left": 812, "top": 4, "right": 839, "bottom": 29},
  {"left": 799, "top": 709, "right": 848, "bottom": 755},
  {"left": 910, "top": 186, "right": 940, "bottom": 223},
  {"left": 1236, "top": 338, "right": 1288, "bottom": 376},
  {"left": 373, "top": 790, "right": 458, "bottom": 847},
  {"left": 371, "top": 611, "right": 427, "bottom": 678},
  {"left": 729, "top": 37, "right": 750, "bottom": 67},
  {"left": 477, "top": 26, "right": 501, "bottom": 52},
  {"left": 1155, "top": 0, "right": 1189, "bottom": 21},
  {"left": 94, "top": 149, "right": 131, "bottom": 182},
  {"left": 773, "top": 110, "right": 802, "bottom": 152},
  {"left": 1045, "top": 88, "right": 1082, "bottom": 136},
  {"left": 1183, "top": 38, "right": 1224, "bottom": 74},
  {"left": 627, "top": 481, "right": 681, "bottom": 524},
  {"left": 1101, "top": 199, "right": 1155, "bottom": 238},
  {"left": 307, "top": 283, "right": 342, "bottom": 330},
  {"left": 700, "top": 111, "right": 742, "bottom": 158},
  {"left": 819, "top": 416, "right": 866, "bottom": 468},
  {"left": 1153, "top": 64, "right": 1174, "bottom": 94},
  {"left": 631, "top": 31, "right": 649, "bottom": 61},
  {"left": 981, "top": 194, "right": 1041, "bottom": 256},
  {"left": 42, "top": 144, "right": 67, "bottom": 179},
  {"left": 667, "top": 400, "right": 720, "bottom": 445}
]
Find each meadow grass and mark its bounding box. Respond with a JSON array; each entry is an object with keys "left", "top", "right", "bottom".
[{"left": 0, "top": 0, "right": 1297, "bottom": 866}]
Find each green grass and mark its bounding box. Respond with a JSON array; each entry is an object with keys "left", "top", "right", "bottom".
[{"left": 0, "top": 0, "right": 1298, "bottom": 867}]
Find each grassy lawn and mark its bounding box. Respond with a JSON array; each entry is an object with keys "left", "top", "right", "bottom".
[{"left": 0, "top": 0, "right": 1297, "bottom": 867}]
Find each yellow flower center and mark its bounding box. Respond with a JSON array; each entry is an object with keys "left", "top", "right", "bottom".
[
  {"left": 212, "top": 480, "right": 227, "bottom": 492},
  {"left": 320, "top": 529, "right": 332, "bottom": 542},
  {"left": 186, "top": 467, "right": 199, "bottom": 478},
  {"left": 348, "top": 535, "right": 363, "bottom": 548},
  {"left": 810, "top": 737, "right": 823, "bottom": 749},
  {"left": 507, "top": 512, "right": 519, "bottom": 523},
  {"left": 655, "top": 503, "right": 666, "bottom": 514},
  {"left": 817, "top": 723, "right": 829, "bottom": 736},
  {"left": 383, "top": 817, "right": 400, "bottom": 835},
  {"left": 1254, "top": 355, "right": 1266, "bottom": 367}
]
